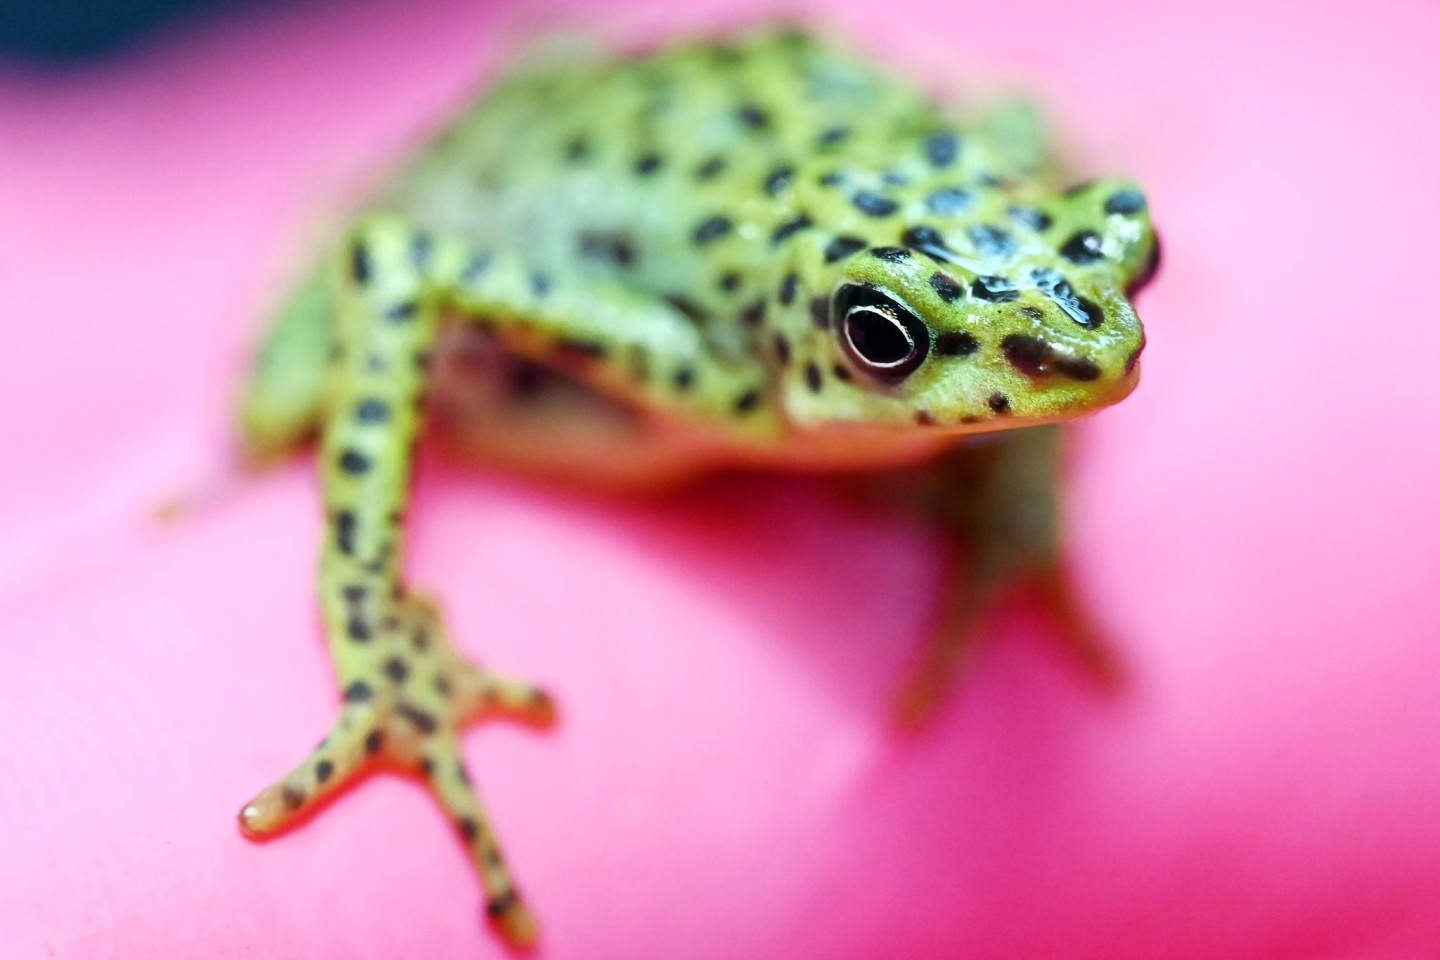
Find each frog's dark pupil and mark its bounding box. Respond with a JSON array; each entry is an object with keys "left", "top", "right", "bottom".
[
  {"left": 833, "top": 284, "right": 930, "bottom": 380},
  {"left": 846, "top": 308, "right": 912, "bottom": 365}
]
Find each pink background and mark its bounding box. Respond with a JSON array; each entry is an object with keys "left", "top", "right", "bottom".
[{"left": 2, "top": 0, "right": 1439, "bottom": 957}]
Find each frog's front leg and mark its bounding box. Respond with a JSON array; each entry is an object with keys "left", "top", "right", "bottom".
[
  {"left": 238, "top": 214, "right": 765, "bottom": 945},
  {"left": 896, "top": 425, "right": 1123, "bottom": 727}
]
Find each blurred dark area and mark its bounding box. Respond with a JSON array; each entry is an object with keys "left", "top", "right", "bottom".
[{"left": 0, "top": 0, "right": 292, "bottom": 62}]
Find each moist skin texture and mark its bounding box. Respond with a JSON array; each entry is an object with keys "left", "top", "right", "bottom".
[{"left": 236, "top": 26, "right": 1159, "bottom": 946}]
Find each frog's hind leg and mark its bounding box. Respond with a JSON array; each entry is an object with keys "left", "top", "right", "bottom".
[{"left": 895, "top": 425, "right": 1123, "bottom": 728}]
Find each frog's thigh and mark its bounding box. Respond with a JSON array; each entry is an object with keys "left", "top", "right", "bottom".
[
  {"left": 897, "top": 425, "right": 1122, "bottom": 727},
  {"left": 239, "top": 214, "right": 562, "bottom": 945}
]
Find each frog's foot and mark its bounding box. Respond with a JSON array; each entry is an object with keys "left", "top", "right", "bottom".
[
  {"left": 238, "top": 595, "right": 555, "bottom": 947},
  {"left": 895, "top": 556, "right": 1124, "bottom": 730}
]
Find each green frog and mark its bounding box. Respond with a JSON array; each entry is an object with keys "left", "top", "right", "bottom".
[{"left": 235, "top": 26, "right": 1159, "bottom": 945}]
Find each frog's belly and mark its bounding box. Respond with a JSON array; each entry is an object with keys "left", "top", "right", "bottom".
[{"left": 426, "top": 325, "right": 961, "bottom": 491}]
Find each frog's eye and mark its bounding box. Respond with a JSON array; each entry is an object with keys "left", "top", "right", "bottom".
[{"left": 833, "top": 284, "right": 930, "bottom": 382}]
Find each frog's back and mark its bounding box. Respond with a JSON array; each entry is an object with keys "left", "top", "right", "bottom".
[{"left": 378, "top": 30, "right": 944, "bottom": 310}]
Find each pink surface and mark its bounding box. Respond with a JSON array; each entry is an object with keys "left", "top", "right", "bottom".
[{"left": 2, "top": 1, "right": 1439, "bottom": 957}]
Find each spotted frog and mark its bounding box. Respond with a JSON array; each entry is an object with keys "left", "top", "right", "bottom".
[{"left": 236, "top": 27, "right": 1159, "bottom": 945}]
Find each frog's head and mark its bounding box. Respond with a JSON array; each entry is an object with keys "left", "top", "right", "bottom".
[{"left": 780, "top": 177, "right": 1157, "bottom": 436}]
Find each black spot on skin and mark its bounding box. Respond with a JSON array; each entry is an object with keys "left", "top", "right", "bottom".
[
  {"left": 737, "top": 103, "right": 770, "bottom": 129},
  {"left": 364, "top": 729, "right": 383, "bottom": 754},
  {"left": 350, "top": 242, "right": 372, "bottom": 285},
  {"left": 696, "top": 155, "right": 727, "bottom": 179},
  {"left": 915, "top": 410, "right": 936, "bottom": 425},
  {"left": 901, "top": 226, "right": 955, "bottom": 263},
  {"left": 527, "top": 273, "right": 550, "bottom": 298},
  {"left": 971, "top": 275, "right": 1020, "bottom": 302},
  {"left": 935, "top": 331, "right": 979, "bottom": 356},
  {"left": 779, "top": 272, "right": 799, "bottom": 305},
  {"left": 578, "top": 231, "right": 636, "bottom": 267},
  {"left": 1007, "top": 205, "right": 1053, "bottom": 231},
  {"left": 335, "top": 510, "right": 357, "bottom": 555},
  {"left": 693, "top": 216, "right": 733, "bottom": 245},
  {"left": 355, "top": 398, "right": 390, "bottom": 424},
  {"left": 1031, "top": 267, "right": 1105, "bottom": 328},
  {"left": 664, "top": 294, "right": 709, "bottom": 324},
  {"left": 774, "top": 334, "right": 791, "bottom": 366},
  {"left": 925, "top": 187, "right": 972, "bottom": 215},
  {"left": 824, "top": 235, "right": 867, "bottom": 263},
  {"left": 818, "top": 125, "right": 849, "bottom": 147},
  {"left": 346, "top": 617, "right": 371, "bottom": 642},
  {"left": 459, "top": 818, "right": 479, "bottom": 842},
  {"left": 739, "top": 299, "right": 766, "bottom": 327},
  {"left": 564, "top": 136, "right": 590, "bottom": 162},
  {"left": 1063, "top": 179, "right": 1096, "bottom": 197},
  {"left": 1057, "top": 355, "right": 1102, "bottom": 381},
  {"left": 968, "top": 224, "right": 1017, "bottom": 258},
  {"left": 805, "top": 362, "right": 823, "bottom": 392},
  {"left": 718, "top": 271, "right": 741, "bottom": 293},
  {"left": 1001, "top": 333, "right": 1101, "bottom": 381},
  {"left": 929, "top": 272, "right": 964, "bottom": 303},
  {"left": 852, "top": 191, "right": 898, "bottom": 217},
  {"left": 409, "top": 233, "right": 433, "bottom": 271},
  {"left": 383, "top": 658, "right": 409, "bottom": 683},
  {"left": 925, "top": 131, "right": 959, "bottom": 167},
  {"left": 961, "top": 414, "right": 980, "bottom": 425},
  {"left": 673, "top": 367, "right": 695, "bottom": 390},
  {"left": 764, "top": 165, "right": 794, "bottom": 196},
  {"left": 881, "top": 169, "right": 909, "bottom": 186},
  {"left": 396, "top": 703, "right": 438, "bottom": 735},
  {"left": 819, "top": 171, "right": 845, "bottom": 188},
  {"left": 434, "top": 674, "right": 451, "bottom": 697},
  {"left": 315, "top": 760, "right": 334, "bottom": 783},
  {"left": 1105, "top": 189, "right": 1147, "bottom": 215},
  {"left": 988, "top": 392, "right": 1011, "bottom": 414},
  {"left": 461, "top": 253, "right": 491, "bottom": 284},
  {"left": 1060, "top": 230, "right": 1105, "bottom": 264},
  {"left": 870, "top": 246, "right": 911, "bottom": 262},
  {"left": 486, "top": 890, "right": 520, "bottom": 919},
  {"left": 831, "top": 364, "right": 852, "bottom": 382},
  {"left": 419, "top": 757, "right": 434, "bottom": 777},
  {"left": 810, "top": 296, "right": 829, "bottom": 329},
  {"left": 733, "top": 390, "right": 761, "bottom": 414},
  {"left": 282, "top": 786, "right": 305, "bottom": 811},
  {"left": 343, "top": 680, "right": 373, "bottom": 702},
  {"left": 342, "top": 584, "right": 366, "bottom": 603},
  {"left": 634, "top": 152, "right": 663, "bottom": 175},
  {"left": 338, "top": 449, "right": 371, "bottom": 476},
  {"left": 1073, "top": 297, "right": 1105, "bottom": 329},
  {"left": 385, "top": 301, "right": 418, "bottom": 324},
  {"left": 771, "top": 214, "right": 813, "bottom": 245}
]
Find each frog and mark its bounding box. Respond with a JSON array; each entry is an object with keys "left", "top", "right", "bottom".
[{"left": 233, "top": 26, "right": 1159, "bottom": 946}]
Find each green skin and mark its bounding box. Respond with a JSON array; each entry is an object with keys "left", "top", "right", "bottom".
[{"left": 236, "top": 28, "right": 1158, "bottom": 945}]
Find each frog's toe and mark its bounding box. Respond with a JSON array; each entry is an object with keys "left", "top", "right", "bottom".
[
  {"left": 1027, "top": 563, "right": 1127, "bottom": 695},
  {"left": 421, "top": 732, "right": 540, "bottom": 947},
  {"left": 238, "top": 702, "right": 383, "bottom": 836}
]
